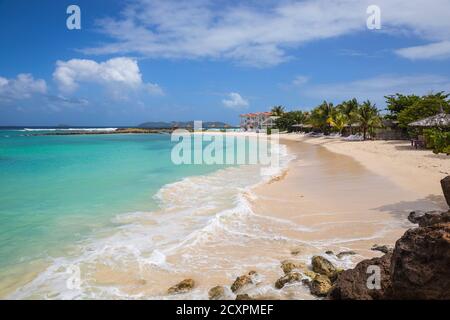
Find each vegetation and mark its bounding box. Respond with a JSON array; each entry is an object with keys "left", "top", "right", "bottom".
[
  {"left": 423, "top": 129, "right": 450, "bottom": 155},
  {"left": 270, "top": 92, "right": 449, "bottom": 151}
]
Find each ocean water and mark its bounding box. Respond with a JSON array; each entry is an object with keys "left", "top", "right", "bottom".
[{"left": 0, "top": 129, "right": 290, "bottom": 299}]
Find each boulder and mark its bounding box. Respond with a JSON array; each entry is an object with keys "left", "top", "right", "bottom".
[
  {"left": 280, "top": 260, "right": 307, "bottom": 274},
  {"left": 311, "top": 256, "right": 338, "bottom": 280},
  {"left": 408, "top": 210, "right": 450, "bottom": 227},
  {"left": 441, "top": 176, "right": 450, "bottom": 207},
  {"left": 274, "top": 272, "right": 302, "bottom": 289},
  {"left": 231, "top": 271, "right": 257, "bottom": 293},
  {"left": 371, "top": 244, "right": 393, "bottom": 254},
  {"left": 168, "top": 279, "right": 195, "bottom": 294},
  {"left": 235, "top": 294, "right": 252, "bottom": 300},
  {"left": 328, "top": 253, "right": 392, "bottom": 300},
  {"left": 208, "top": 286, "right": 226, "bottom": 300},
  {"left": 390, "top": 222, "right": 450, "bottom": 299},
  {"left": 336, "top": 251, "right": 356, "bottom": 259},
  {"left": 310, "top": 275, "right": 332, "bottom": 297}
]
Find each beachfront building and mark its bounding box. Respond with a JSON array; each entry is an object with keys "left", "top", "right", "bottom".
[{"left": 239, "top": 112, "right": 279, "bottom": 131}]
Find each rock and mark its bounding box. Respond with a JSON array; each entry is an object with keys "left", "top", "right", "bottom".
[
  {"left": 274, "top": 272, "right": 302, "bottom": 289},
  {"left": 208, "top": 286, "right": 226, "bottom": 300},
  {"left": 390, "top": 221, "right": 450, "bottom": 299},
  {"left": 371, "top": 244, "right": 393, "bottom": 254},
  {"left": 441, "top": 176, "right": 450, "bottom": 207},
  {"left": 310, "top": 275, "right": 332, "bottom": 297},
  {"left": 231, "top": 271, "right": 257, "bottom": 293},
  {"left": 280, "top": 260, "right": 306, "bottom": 274},
  {"left": 168, "top": 279, "right": 195, "bottom": 294},
  {"left": 325, "top": 250, "right": 334, "bottom": 255},
  {"left": 303, "top": 270, "right": 317, "bottom": 279},
  {"left": 336, "top": 251, "right": 356, "bottom": 259},
  {"left": 408, "top": 210, "right": 450, "bottom": 227},
  {"left": 328, "top": 253, "right": 392, "bottom": 300},
  {"left": 236, "top": 294, "right": 252, "bottom": 300},
  {"left": 291, "top": 247, "right": 302, "bottom": 255},
  {"left": 311, "top": 256, "right": 337, "bottom": 280}
]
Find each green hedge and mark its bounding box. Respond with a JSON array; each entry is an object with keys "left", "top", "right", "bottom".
[{"left": 423, "top": 129, "right": 450, "bottom": 155}]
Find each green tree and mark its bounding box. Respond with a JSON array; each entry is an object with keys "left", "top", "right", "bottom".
[
  {"left": 329, "top": 112, "right": 349, "bottom": 134},
  {"left": 271, "top": 105, "right": 285, "bottom": 116},
  {"left": 352, "top": 100, "right": 381, "bottom": 140},
  {"left": 385, "top": 93, "right": 421, "bottom": 120},
  {"left": 309, "top": 101, "right": 335, "bottom": 134},
  {"left": 397, "top": 92, "right": 450, "bottom": 128},
  {"left": 275, "top": 110, "right": 307, "bottom": 132}
]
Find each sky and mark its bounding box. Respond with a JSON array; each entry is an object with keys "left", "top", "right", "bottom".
[{"left": 0, "top": 0, "right": 450, "bottom": 126}]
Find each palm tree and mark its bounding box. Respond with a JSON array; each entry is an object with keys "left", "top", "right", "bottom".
[
  {"left": 309, "top": 101, "right": 335, "bottom": 134},
  {"left": 271, "top": 105, "right": 285, "bottom": 116},
  {"left": 329, "top": 112, "right": 349, "bottom": 134},
  {"left": 352, "top": 100, "right": 381, "bottom": 140}
]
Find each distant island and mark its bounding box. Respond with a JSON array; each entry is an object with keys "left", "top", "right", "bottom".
[{"left": 138, "top": 121, "right": 232, "bottom": 129}]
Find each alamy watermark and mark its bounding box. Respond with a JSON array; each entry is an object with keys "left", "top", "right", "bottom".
[
  {"left": 66, "top": 5, "right": 81, "bottom": 30},
  {"left": 367, "top": 5, "right": 381, "bottom": 30},
  {"left": 170, "top": 121, "right": 281, "bottom": 168}
]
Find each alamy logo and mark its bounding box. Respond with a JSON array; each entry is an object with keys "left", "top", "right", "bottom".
[
  {"left": 66, "top": 5, "right": 81, "bottom": 30},
  {"left": 171, "top": 121, "right": 280, "bottom": 167},
  {"left": 367, "top": 5, "right": 381, "bottom": 30},
  {"left": 366, "top": 265, "right": 381, "bottom": 290}
]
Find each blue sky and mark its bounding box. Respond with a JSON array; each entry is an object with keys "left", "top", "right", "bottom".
[{"left": 1, "top": 0, "right": 450, "bottom": 126}]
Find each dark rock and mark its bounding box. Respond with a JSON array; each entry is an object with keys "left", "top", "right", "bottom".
[
  {"left": 371, "top": 244, "right": 393, "bottom": 254},
  {"left": 328, "top": 253, "right": 392, "bottom": 300},
  {"left": 325, "top": 250, "right": 334, "bottom": 255},
  {"left": 408, "top": 210, "right": 450, "bottom": 227},
  {"left": 274, "top": 272, "right": 302, "bottom": 289},
  {"left": 311, "top": 256, "right": 338, "bottom": 280},
  {"left": 231, "top": 271, "right": 257, "bottom": 293},
  {"left": 168, "top": 279, "right": 195, "bottom": 294},
  {"left": 390, "top": 222, "right": 450, "bottom": 299},
  {"left": 310, "top": 275, "right": 332, "bottom": 297},
  {"left": 236, "top": 294, "right": 252, "bottom": 300},
  {"left": 336, "top": 251, "right": 357, "bottom": 259},
  {"left": 291, "top": 247, "right": 303, "bottom": 255},
  {"left": 441, "top": 176, "right": 450, "bottom": 207},
  {"left": 208, "top": 286, "right": 226, "bottom": 300}
]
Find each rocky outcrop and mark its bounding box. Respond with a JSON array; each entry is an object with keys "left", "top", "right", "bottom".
[
  {"left": 441, "top": 176, "right": 450, "bottom": 207},
  {"left": 330, "top": 210, "right": 450, "bottom": 300},
  {"left": 371, "top": 244, "right": 393, "bottom": 254},
  {"left": 311, "top": 256, "right": 339, "bottom": 281},
  {"left": 208, "top": 286, "right": 227, "bottom": 300},
  {"left": 408, "top": 210, "right": 450, "bottom": 227},
  {"left": 390, "top": 221, "right": 450, "bottom": 299},
  {"left": 275, "top": 272, "right": 302, "bottom": 289},
  {"left": 336, "top": 251, "right": 356, "bottom": 259},
  {"left": 310, "top": 275, "right": 333, "bottom": 297},
  {"left": 231, "top": 271, "right": 257, "bottom": 293},
  {"left": 168, "top": 279, "right": 195, "bottom": 294},
  {"left": 280, "top": 260, "right": 307, "bottom": 274},
  {"left": 236, "top": 294, "right": 252, "bottom": 300},
  {"left": 328, "top": 253, "right": 392, "bottom": 300}
]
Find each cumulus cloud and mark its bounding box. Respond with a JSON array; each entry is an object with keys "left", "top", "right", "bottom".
[
  {"left": 304, "top": 74, "right": 450, "bottom": 107},
  {"left": 81, "top": 0, "right": 450, "bottom": 66},
  {"left": 222, "top": 92, "right": 249, "bottom": 109},
  {"left": 0, "top": 74, "right": 47, "bottom": 100},
  {"left": 53, "top": 57, "right": 164, "bottom": 95},
  {"left": 395, "top": 41, "right": 450, "bottom": 60},
  {"left": 292, "top": 75, "right": 309, "bottom": 86}
]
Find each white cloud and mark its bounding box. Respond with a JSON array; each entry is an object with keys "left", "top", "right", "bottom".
[
  {"left": 304, "top": 74, "right": 450, "bottom": 106},
  {"left": 0, "top": 73, "right": 47, "bottom": 100},
  {"left": 81, "top": 0, "right": 450, "bottom": 66},
  {"left": 53, "top": 57, "right": 164, "bottom": 95},
  {"left": 395, "top": 41, "right": 450, "bottom": 60},
  {"left": 222, "top": 92, "right": 249, "bottom": 109},
  {"left": 292, "top": 75, "right": 309, "bottom": 86}
]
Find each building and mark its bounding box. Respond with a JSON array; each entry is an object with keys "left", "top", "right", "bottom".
[{"left": 239, "top": 112, "right": 279, "bottom": 131}]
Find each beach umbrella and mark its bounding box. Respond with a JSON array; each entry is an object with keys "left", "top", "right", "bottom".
[{"left": 408, "top": 111, "right": 450, "bottom": 128}]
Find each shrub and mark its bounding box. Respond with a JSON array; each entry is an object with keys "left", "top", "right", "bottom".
[{"left": 424, "top": 129, "right": 450, "bottom": 154}]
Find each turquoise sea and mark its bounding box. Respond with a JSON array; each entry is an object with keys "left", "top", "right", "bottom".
[{"left": 0, "top": 129, "right": 245, "bottom": 296}]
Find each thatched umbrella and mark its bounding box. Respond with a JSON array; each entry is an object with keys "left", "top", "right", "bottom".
[{"left": 408, "top": 110, "right": 450, "bottom": 128}]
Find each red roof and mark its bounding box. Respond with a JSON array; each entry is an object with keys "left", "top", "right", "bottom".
[{"left": 240, "top": 112, "right": 272, "bottom": 117}]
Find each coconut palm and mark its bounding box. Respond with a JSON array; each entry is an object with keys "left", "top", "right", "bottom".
[
  {"left": 352, "top": 100, "right": 381, "bottom": 140},
  {"left": 309, "top": 101, "right": 335, "bottom": 134},
  {"left": 271, "top": 105, "right": 285, "bottom": 116},
  {"left": 329, "top": 112, "right": 349, "bottom": 134}
]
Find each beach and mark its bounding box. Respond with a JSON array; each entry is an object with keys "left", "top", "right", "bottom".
[{"left": 1, "top": 130, "right": 448, "bottom": 299}]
